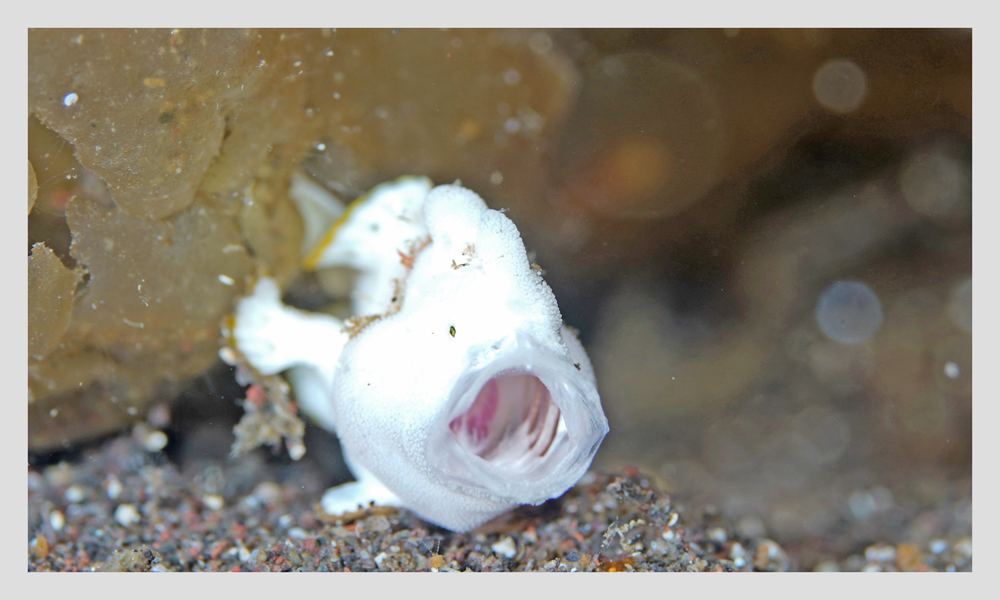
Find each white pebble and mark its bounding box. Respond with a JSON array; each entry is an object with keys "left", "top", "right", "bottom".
[
  {"left": 491, "top": 536, "right": 517, "bottom": 558},
  {"left": 953, "top": 537, "right": 972, "bottom": 559},
  {"left": 143, "top": 430, "right": 168, "bottom": 452},
  {"left": 287, "top": 442, "right": 306, "bottom": 461},
  {"left": 522, "top": 527, "right": 538, "bottom": 545},
  {"left": 202, "top": 494, "right": 224, "bottom": 511},
  {"left": 251, "top": 481, "right": 283, "bottom": 506},
  {"left": 865, "top": 543, "right": 897, "bottom": 564},
  {"left": 106, "top": 475, "right": 123, "bottom": 500},
  {"left": 63, "top": 92, "right": 79, "bottom": 107},
  {"left": 64, "top": 485, "right": 85, "bottom": 503},
  {"left": 49, "top": 509, "right": 65, "bottom": 531},
  {"left": 115, "top": 503, "right": 141, "bottom": 526},
  {"left": 730, "top": 542, "right": 746, "bottom": 559}
]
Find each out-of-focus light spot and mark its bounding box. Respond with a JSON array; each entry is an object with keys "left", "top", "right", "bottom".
[
  {"left": 807, "top": 340, "right": 875, "bottom": 395},
  {"left": 578, "top": 136, "right": 674, "bottom": 212},
  {"left": 944, "top": 361, "right": 960, "bottom": 379},
  {"left": 848, "top": 487, "right": 894, "bottom": 520},
  {"left": 502, "top": 68, "right": 521, "bottom": 86},
  {"left": 899, "top": 149, "right": 971, "bottom": 218},
  {"left": 601, "top": 56, "right": 626, "bottom": 77},
  {"left": 816, "top": 280, "right": 883, "bottom": 345},
  {"left": 555, "top": 217, "right": 590, "bottom": 252},
  {"left": 790, "top": 405, "right": 851, "bottom": 466},
  {"left": 812, "top": 58, "right": 868, "bottom": 114},
  {"left": 736, "top": 515, "right": 766, "bottom": 539},
  {"left": 557, "top": 52, "right": 723, "bottom": 218},
  {"left": 934, "top": 337, "right": 970, "bottom": 392},
  {"left": 529, "top": 32, "right": 553, "bottom": 55},
  {"left": 457, "top": 117, "right": 481, "bottom": 141},
  {"left": 63, "top": 92, "right": 79, "bottom": 107},
  {"left": 947, "top": 278, "right": 972, "bottom": 334}
]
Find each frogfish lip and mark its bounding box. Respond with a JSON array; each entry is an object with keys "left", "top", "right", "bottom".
[{"left": 427, "top": 333, "right": 609, "bottom": 505}]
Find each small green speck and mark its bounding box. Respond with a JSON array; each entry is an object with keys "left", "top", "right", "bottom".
[{"left": 449, "top": 325, "right": 456, "bottom": 337}]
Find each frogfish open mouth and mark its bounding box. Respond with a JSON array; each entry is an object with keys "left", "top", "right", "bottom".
[{"left": 228, "top": 175, "right": 609, "bottom": 531}]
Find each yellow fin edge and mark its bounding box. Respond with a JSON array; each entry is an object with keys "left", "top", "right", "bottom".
[{"left": 300, "top": 175, "right": 433, "bottom": 271}]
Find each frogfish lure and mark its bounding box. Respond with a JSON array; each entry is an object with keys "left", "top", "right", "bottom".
[{"left": 229, "top": 175, "right": 609, "bottom": 532}]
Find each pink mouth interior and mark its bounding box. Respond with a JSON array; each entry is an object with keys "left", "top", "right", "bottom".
[{"left": 449, "top": 373, "right": 561, "bottom": 470}]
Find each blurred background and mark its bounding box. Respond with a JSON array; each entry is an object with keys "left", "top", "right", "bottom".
[{"left": 28, "top": 29, "right": 971, "bottom": 563}]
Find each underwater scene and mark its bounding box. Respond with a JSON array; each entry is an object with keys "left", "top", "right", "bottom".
[{"left": 28, "top": 28, "right": 971, "bottom": 572}]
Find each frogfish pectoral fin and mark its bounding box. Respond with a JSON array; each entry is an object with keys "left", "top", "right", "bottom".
[{"left": 320, "top": 477, "right": 404, "bottom": 516}]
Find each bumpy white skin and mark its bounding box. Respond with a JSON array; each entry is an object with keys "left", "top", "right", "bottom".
[
  {"left": 304, "top": 176, "right": 432, "bottom": 316},
  {"left": 233, "top": 179, "right": 609, "bottom": 531}
]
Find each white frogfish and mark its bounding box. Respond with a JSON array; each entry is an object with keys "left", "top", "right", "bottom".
[{"left": 230, "top": 175, "right": 609, "bottom": 532}]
